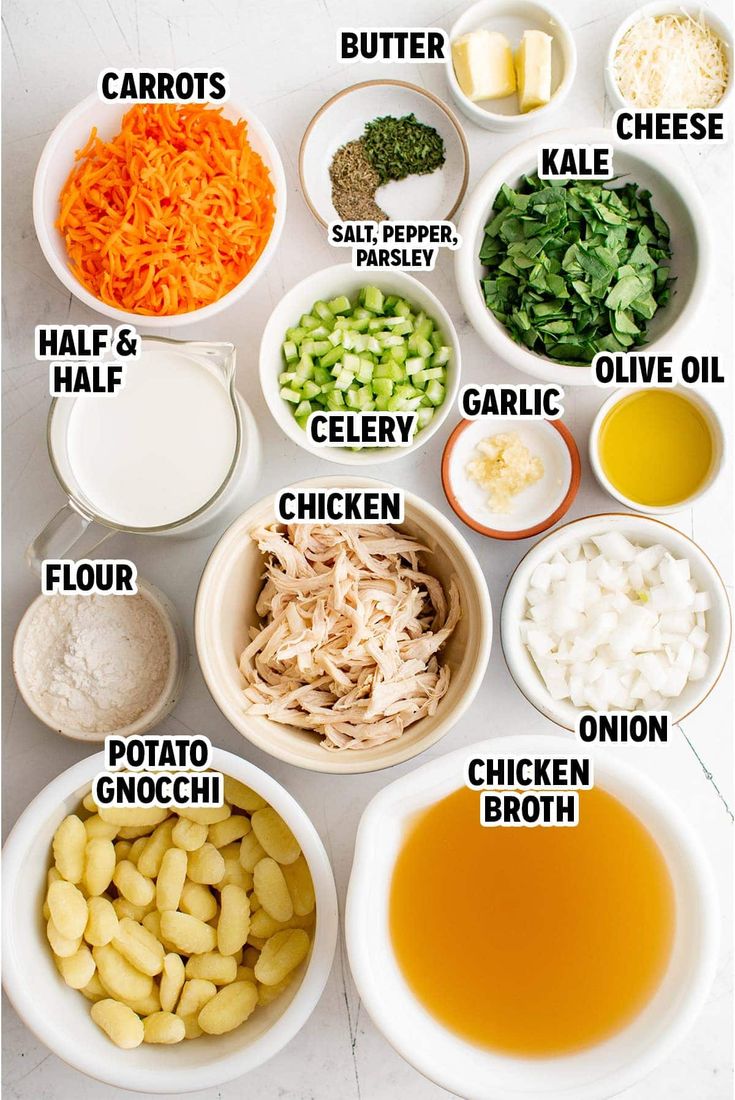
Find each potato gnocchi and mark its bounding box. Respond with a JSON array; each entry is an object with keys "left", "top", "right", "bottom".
[{"left": 44, "top": 777, "right": 315, "bottom": 1048}]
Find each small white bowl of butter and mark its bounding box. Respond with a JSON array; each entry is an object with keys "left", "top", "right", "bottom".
[{"left": 446, "top": 0, "right": 577, "bottom": 131}]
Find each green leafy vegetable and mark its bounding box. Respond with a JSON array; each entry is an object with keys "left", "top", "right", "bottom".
[
  {"left": 478, "top": 174, "right": 674, "bottom": 364},
  {"left": 362, "top": 113, "right": 445, "bottom": 185}
]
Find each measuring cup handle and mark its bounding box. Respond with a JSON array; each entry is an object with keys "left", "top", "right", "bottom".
[{"left": 26, "top": 503, "right": 112, "bottom": 576}]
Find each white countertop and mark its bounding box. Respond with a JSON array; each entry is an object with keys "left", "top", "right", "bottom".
[{"left": 2, "top": 0, "right": 732, "bottom": 1097}]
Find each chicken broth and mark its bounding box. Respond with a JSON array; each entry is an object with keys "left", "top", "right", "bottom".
[{"left": 390, "top": 785, "right": 675, "bottom": 1056}]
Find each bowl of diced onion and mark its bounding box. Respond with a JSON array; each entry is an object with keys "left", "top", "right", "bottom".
[
  {"left": 501, "top": 513, "right": 731, "bottom": 729},
  {"left": 259, "top": 264, "right": 460, "bottom": 465}
]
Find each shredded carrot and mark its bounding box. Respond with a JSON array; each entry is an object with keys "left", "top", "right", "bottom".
[{"left": 57, "top": 104, "right": 276, "bottom": 316}]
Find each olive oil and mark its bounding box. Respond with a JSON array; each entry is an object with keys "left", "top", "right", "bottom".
[
  {"left": 389, "top": 785, "right": 675, "bottom": 1056},
  {"left": 598, "top": 390, "right": 713, "bottom": 507}
]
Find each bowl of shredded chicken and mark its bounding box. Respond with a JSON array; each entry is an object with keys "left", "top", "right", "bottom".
[{"left": 195, "top": 477, "right": 493, "bottom": 773}]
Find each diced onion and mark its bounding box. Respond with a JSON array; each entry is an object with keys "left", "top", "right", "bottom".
[{"left": 521, "top": 538, "right": 710, "bottom": 711}]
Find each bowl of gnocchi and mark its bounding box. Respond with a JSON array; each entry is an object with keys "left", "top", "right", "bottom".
[{"left": 1, "top": 748, "right": 338, "bottom": 1093}]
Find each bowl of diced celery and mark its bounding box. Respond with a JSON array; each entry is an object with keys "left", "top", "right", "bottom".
[{"left": 259, "top": 265, "right": 460, "bottom": 464}]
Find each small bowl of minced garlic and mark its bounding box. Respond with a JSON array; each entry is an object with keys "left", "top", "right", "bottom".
[{"left": 441, "top": 416, "right": 580, "bottom": 539}]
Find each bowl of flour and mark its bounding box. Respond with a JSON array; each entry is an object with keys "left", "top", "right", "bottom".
[{"left": 13, "top": 580, "right": 188, "bottom": 740}]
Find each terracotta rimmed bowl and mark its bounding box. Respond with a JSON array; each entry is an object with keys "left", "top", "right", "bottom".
[
  {"left": 441, "top": 416, "right": 580, "bottom": 539},
  {"left": 500, "top": 513, "right": 732, "bottom": 729},
  {"left": 299, "top": 80, "right": 469, "bottom": 228}
]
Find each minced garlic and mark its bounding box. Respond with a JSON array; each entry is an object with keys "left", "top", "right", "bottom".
[{"left": 466, "top": 432, "right": 544, "bottom": 513}]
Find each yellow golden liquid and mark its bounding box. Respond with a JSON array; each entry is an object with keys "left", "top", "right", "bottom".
[
  {"left": 598, "top": 390, "right": 713, "bottom": 507},
  {"left": 389, "top": 786, "right": 675, "bottom": 1056}
]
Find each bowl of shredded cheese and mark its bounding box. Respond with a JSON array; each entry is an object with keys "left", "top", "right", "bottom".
[
  {"left": 606, "top": 3, "right": 731, "bottom": 112},
  {"left": 33, "top": 93, "right": 286, "bottom": 327}
]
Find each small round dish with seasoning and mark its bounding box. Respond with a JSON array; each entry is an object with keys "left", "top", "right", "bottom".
[
  {"left": 299, "top": 80, "right": 469, "bottom": 228},
  {"left": 441, "top": 416, "right": 580, "bottom": 539}
]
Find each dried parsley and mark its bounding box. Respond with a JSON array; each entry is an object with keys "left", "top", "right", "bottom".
[
  {"left": 479, "top": 174, "right": 674, "bottom": 364},
  {"left": 362, "top": 113, "right": 446, "bottom": 184}
]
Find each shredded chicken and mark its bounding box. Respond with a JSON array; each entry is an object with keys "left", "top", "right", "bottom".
[{"left": 239, "top": 523, "right": 461, "bottom": 751}]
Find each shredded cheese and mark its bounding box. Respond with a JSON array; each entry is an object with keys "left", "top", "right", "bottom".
[{"left": 613, "top": 11, "right": 728, "bottom": 109}]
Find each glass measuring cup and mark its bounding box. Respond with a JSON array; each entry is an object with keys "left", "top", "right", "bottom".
[{"left": 27, "top": 336, "right": 260, "bottom": 572}]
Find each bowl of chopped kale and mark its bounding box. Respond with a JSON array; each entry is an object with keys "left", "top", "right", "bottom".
[{"left": 455, "top": 128, "right": 710, "bottom": 385}]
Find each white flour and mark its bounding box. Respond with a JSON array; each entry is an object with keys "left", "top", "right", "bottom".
[{"left": 21, "top": 593, "right": 171, "bottom": 734}]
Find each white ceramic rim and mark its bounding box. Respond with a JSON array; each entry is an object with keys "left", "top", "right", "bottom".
[
  {"left": 346, "top": 733, "right": 720, "bottom": 1100},
  {"left": 454, "top": 127, "right": 711, "bottom": 386},
  {"left": 604, "top": 2, "right": 733, "bottom": 113},
  {"left": 588, "top": 385, "right": 726, "bottom": 515},
  {"left": 1, "top": 747, "right": 339, "bottom": 1093},
  {"left": 298, "top": 79, "right": 470, "bottom": 229},
  {"left": 11, "top": 578, "right": 188, "bottom": 741},
  {"left": 32, "top": 92, "right": 287, "bottom": 328},
  {"left": 499, "top": 513, "right": 732, "bottom": 729},
  {"left": 446, "top": 0, "right": 578, "bottom": 129},
  {"left": 258, "top": 264, "right": 462, "bottom": 465},
  {"left": 194, "top": 474, "right": 493, "bottom": 773}
]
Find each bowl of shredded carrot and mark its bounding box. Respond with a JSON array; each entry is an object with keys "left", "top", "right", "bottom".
[{"left": 33, "top": 95, "right": 286, "bottom": 325}]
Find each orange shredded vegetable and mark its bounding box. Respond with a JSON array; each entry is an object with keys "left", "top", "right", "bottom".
[{"left": 57, "top": 104, "right": 276, "bottom": 316}]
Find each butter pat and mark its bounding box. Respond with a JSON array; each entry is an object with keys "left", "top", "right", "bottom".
[
  {"left": 452, "top": 29, "right": 516, "bottom": 102},
  {"left": 515, "top": 30, "right": 553, "bottom": 113}
]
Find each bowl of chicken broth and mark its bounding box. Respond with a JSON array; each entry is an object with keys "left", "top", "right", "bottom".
[{"left": 346, "top": 735, "right": 719, "bottom": 1099}]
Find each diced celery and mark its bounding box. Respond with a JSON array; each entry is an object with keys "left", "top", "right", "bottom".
[
  {"left": 319, "top": 345, "right": 344, "bottom": 367},
  {"left": 426, "top": 380, "right": 445, "bottom": 406},
  {"left": 372, "top": 378, "right": 394, "bottom": 397},
  {"left": 328, "top": 295, "right": 351, "bottom": 315},
  {"left": 301, "top": 380, "right": 320, "bottom": 400},
  {"left": 296, "top": 414, "right": 311, "bottom": 431},
  {"left": 373, "top": 362, "right": 404, "bottom": 381},
  {"left": 279, "top": 287, "right": 447, "bottom": 438},
  {"left": 356, "top": 360, "right": 374, "bottom": 384},
  {"left": 334, "top": 370, "right": 355, "bottom": 391}
]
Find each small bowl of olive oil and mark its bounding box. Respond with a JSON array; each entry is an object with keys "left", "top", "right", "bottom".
[{"left": 590, "top": 386, "right": 724, "bottom": 514}]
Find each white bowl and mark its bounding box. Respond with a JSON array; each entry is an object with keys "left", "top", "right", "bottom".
[
  {"left": 605, "top": 3, "right": 733, "bottom": 113},
  {"left": 11, "top": 579, "right": 188, "bottom": 742},
  {"left": 195, "top": 476, "right": 492, "bottom": 773},
  {"left": 33, "top": 93, "right": 286, "bottom": 328},
  {"left": 259, "top": 265, "right": 461, "bottom": 466},
  {"left": 446, "top": 0, "right": 577, "bottom": 131},
  {"left": 346, "top": 733, "right": 719, "bottom": 1100},
  {"left": 501, "top": 513, "right": 732, "bottom": 728},
  {"left": 299, "top": 80, "right": 469, "bottom": 227},
  {"left": 589, "top": 386, "right": 726, "bottom": 515},
  {"left": 455, "top": 128, "right": 710, "bottom": 385},
  {"left": 2, "top": 748, "right": 338, "bottom": 1094}
]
